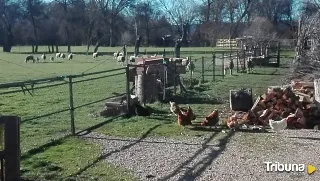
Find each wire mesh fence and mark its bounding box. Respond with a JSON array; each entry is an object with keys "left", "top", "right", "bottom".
[{"left": 0, "top": 67, "right": 128, "bottom": 154}]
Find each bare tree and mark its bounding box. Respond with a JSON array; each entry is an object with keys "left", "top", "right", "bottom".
[
  {"left": 0, "top": 0, "right": 22, "bottom": 52},
  {"left": 159, "top": 0, "right": 200, "bottom": 46},
  {"left": 26, "top": 0, "right": 43, "bottom": 53}
]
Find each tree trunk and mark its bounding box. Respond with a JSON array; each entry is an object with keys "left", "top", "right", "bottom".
[
  {"left": 51, "top": 43, "right": 54, "bottom": 53},
  {"left": 86, "top": 44, "right": 90, "bottom": 55},
  {"left": 206, "top": 0, "right": 211, "bottom": 22},
  {"left": 109, "top": 17, "right": 115, "bottom": 47},
  {"left": 3, "top": 33, "right": 13, "bottom": 52},
  {"left": 182, "top": 24, "right": 188, "bottom": 47},
  {"left": 48, "top": 45, "right": 51, "bottom": 53},
  {"left": 55, "top": 45, "right": 59, "bottom": 53},
  {"left": 32, "top": 45, "right": 35, "bottom": 53},
  {"left": 28, "top": 0, "right": 39, "bottom": 53}
]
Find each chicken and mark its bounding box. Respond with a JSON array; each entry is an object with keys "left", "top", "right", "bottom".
[
  {"left": 201, "top": 110, "right": 219, "bottom": 128},
  {"left": 226, "top": 113, "right": 239, "bottom": 131},
  {"left": 177, "top": 106, "right": 195, "bottom": 127},
  {"left": 169, "top": 101, "right": 179, "bottom": 116},
  {"left": 269, "top": 118, "right": 287, "bottom": 132}
]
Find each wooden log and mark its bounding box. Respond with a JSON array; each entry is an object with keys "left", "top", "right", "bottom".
[{"left": 135, "top": 75, "right": 144, "bottom": 104}]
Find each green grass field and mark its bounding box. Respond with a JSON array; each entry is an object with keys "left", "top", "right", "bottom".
[{"left": 0, "top": 46, "right": 294, "bottom": 180}]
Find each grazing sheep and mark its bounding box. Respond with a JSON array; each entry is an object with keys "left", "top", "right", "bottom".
[
  {"left": 119, "top": 52, "right": 123, "bottom": 56},
  {"left": 224, "top": 59, "right": 235, "bottom": 75},
  {"left": 246, "top": 59, "right": 254, "bottom": 73},
  {"left": 25, "top": 55, "right": 35, "bottom": 63},
  {"left": 186, "top": 61, "right": 195, "bottom": 75},
  {"left": 182, "top": 57, "right": 190, "bottom": 66},
  {"left": 50, "top": 57, "right": 54, "bottom": 61},
  {"left": 117, "top": 56, "right": 125, "bottom": 66},
  {"left": 113, "top": 52, "right": 119, "bottom": 59},
  {"left": 56, "top": 52, "right": 61, "bottom": 58},
  {"left": 93, "top": 52, "right": 98, "bottom": 59},
  {"left": 129, "top": 55, "right": 135, "bottom": 63},
  {"left": 41, "top": 53, "right": 46, "bottom": 61},
  {"left": 59, "top": 53, "right": 65, "bottom": 59},
  {"left": 68, "top": 53, "right": 73, "bottom": 60}
]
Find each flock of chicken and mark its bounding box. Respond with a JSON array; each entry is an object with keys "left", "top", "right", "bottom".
[{"left": 169, "top": 101, "right": 219, "bottom": 128}]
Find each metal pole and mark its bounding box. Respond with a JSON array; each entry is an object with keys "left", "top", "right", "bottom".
[
  {"left": 174, "top": 61, "right": 177, "bottom": 95},
  {"left": 222, "top": 52, "right": 225, "bottom": 78},
  {"left": 201, "top": 56, "right": 204, "bottom": 83},
  {"left": 68, "top": 76, "right": 75, "bottom": 135},
  {"left": 277, "top": 41, "right": 280, "bottom": 67},
  {"left": 236, "top": 50, "right": 239, "bottom": 73},
  {"left": 212, "top": 53, "right": 216, "bottom": 82},
  {"left": 189, "top": 56, "right": 192, "bottom": 87},
  {"left": 125, "top": 65, "right": 131, "bottom": 115}
]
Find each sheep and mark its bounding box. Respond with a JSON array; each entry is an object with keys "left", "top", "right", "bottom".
[
  {"left": 36, "top": 57, "right": 40, "bottom": 62},
  {"left": 50, "top": 57, "right": 54, "bottom": 61},
  {"left": 93, "top": 52, "right": 98, "bottom": 59},
  {"left": 56, "top": 52, "right": 61, "bottom": 58},
  {"left": 117, "top": 56, "right": 125, "bottom": 66},
  {"left": 151, "top": 54, "right": 157, "bottom": 57},
  {"left": 169, "top": 58, "right": 183, "bottom": 64},
  {"left": 246, "top": 58, "right": 254, "bottom": 73},
  {"left": 59, "top": 53, "right": 65, "bottom": 59},
  {"left": 25, "top": 55, "right": 35, "bottom": 63},
  {"left": 186, "top": 61, "right": 195, "bottom": 75},
  {"left": 119, "top": 52, "right": 123, "bottom": 56},
  {"left": 129, "top": 55, "right": 136, "bottom": 63},
  {"left": 113, "top": 52, "right": 119, "bottom": 59},
  {"left": 182, "top": 57, "right": 190, "bottom": 66},
  {"left": 41, "top": 53, "right": 46, "bottom": 61},
  {"left": 223, "top": 59, "right": 235, "bottom": 75},
  {"left": 68, "top": 53, "right": 73, "bottom": 60}
]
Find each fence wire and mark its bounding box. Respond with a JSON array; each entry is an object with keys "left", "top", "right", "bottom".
[{"left": 0, "top": 67, "right": 128, "bottom": 154}]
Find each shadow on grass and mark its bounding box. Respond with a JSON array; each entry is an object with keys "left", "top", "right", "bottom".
[
  {"left": 189, "top": 126, "right": 223, "bottom": 132},
  {"left": 39, "top": 61, "right": 63, "bottom": 64},
  {"left": 171, "top": 94, "right": 224, "bottom": 105},
  {"left": 21, "top": 115, "right": 124, "bottom": 160},
  {"left": 68, "top": 124, "right": 162, "bottom": 178},
  {"left": 159, "top": 130, "right": 235, "bottom": 181}
]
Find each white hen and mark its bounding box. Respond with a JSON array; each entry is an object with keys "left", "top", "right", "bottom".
[{"left": 269, "top": 118, "right": 287, "bottom": 132}]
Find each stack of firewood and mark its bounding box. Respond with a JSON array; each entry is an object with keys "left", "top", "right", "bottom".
[{"left": 243, "top": 81, "right": 319, "bottom": 128}]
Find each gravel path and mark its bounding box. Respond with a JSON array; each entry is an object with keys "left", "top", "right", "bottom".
[{"left": 81, "top": 129, "right": 320, "bottom": 181}]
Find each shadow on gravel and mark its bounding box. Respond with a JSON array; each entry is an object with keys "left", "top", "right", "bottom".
[
  {"left": 288, "top": 136, "right": 320, "bottom": 141},
  {"left": 68, "top": 124, "right": 161, "bottom": 179},
  {"left": 159, "top": 130, "right": 235, "bottom": 181}
]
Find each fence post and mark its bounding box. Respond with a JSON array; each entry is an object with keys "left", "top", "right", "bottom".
[
  {"left": 189, "top": 56, "right": 192, "bottom": 87},
  {"left": 201, "top": 56, "right": 204, "bottom": 83},
  {"left": 1, "top": 116, "right": 21, "bottom": 181},
  {"left": 163, "top": 48, "right": 166, "bottom": 58},
  {"left": 174, "top": 61, "right": 177, "bottom": 95},
  {"left": 212, "top": 53, "right": 216, "bottom": 82},
  {"left": 144, "top": 49, "right": 147, "bottom": 55},
  {"left": 236, "top": 50, "right": 239, "bottom": 73},
  {"left": 143, "top": 64, "right": 146, "bottom": 106},
  {"left": 68, "top": 76, "right": 75, "bottom": 135},
  {"left": 243, "top": 50, "right": 246, "bottom": 72},
  {"left": 222, "top": 52, "right": 225, "bottom": 78},
  {"left": 125, "top": 65, "right": 131, "bottom": 115},
  {"left": 277, "top": 41, "right": 280, "bottom": 67}
]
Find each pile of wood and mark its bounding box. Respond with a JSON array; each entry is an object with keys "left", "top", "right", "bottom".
[{"left": 244, "top": 81, "right": 320, "bottom": 129}]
